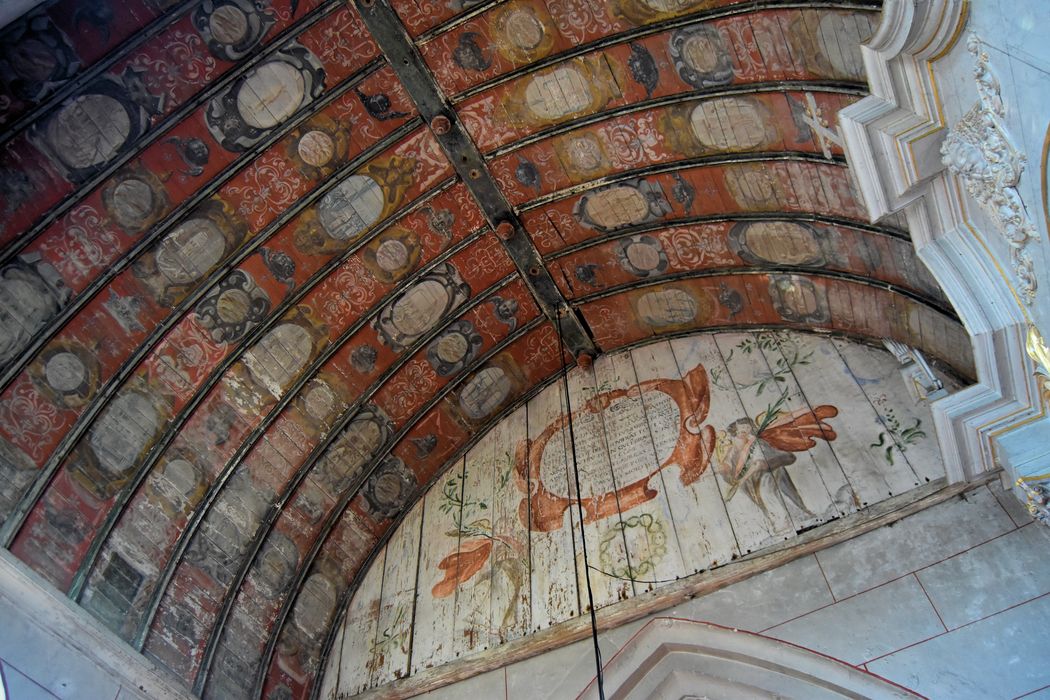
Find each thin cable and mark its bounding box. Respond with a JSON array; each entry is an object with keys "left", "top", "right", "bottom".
[
  {"left": 585, "top": 564, "right": 687, "bottom": 585},
  {"left": 557, "top": 312, "right": 606, "bottom": 700}
]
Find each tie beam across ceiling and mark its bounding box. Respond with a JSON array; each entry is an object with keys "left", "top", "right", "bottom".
[{"left": 351, "top": 0, "right": 597, "bottom": 359}]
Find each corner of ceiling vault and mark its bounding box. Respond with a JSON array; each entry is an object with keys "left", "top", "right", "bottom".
[{"left": 0, "top": 0, "right": 985, "bottom": 698}]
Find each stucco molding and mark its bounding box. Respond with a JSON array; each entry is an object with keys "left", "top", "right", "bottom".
[
  {"left": 838, "top": 0, "right": 967, "bottom": 221},
  {"left": 941, "top": 34, "right": 1038, "bottom": 305},
  {"left": 839, "top": 0, "right": 1045, "bottom": 482},
  {"left": 578, "top": 617, "right": 921, "bottom": 699}
]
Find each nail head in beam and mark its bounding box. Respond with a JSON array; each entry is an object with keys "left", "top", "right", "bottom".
[{"left": 431, "top": 115, "right": 451, "bottom": 135}]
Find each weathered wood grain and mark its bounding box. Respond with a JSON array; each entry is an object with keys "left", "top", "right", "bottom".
[
  {"left": 351, "top": 475, "right": 996, "bottom": 700},
  {"left": 525, "top": 380, "right": 581, "bottom": 632},
  {"left": 564, "top": 360, "right": 633, "bottom": 608},
  {"left": 370, "top": 504, "right": 422, "bottom": 687},
  {"left": 488, "top": 406, "right": 531, "bottom": 645},
  {"left": 328, "top": 331, "right": 952, "bottom": 695},
  {"left": 787, "top": 335, "right": 919, "bottom": 503},
  {"left": 593, "top": 349, "right": 687, "bottom": 590},
  {"left": 633, "top": 341, "right": 739, "bottom": 574},
  {"left": 452, "top": 431, "right": 497, "bottom": 659},
  {"left": 832, "top": 338, "right": 942, "bottom": 484},
  {"left": 408, "top": 463, "right": 464, "bottom": 676},
  {"left": 336, "top": 544, "right": 384, "bottom": 697}
]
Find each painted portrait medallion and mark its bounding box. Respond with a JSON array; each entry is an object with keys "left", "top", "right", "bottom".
[
  {"left": 193, "top": 0, "right": 275, "bottom": 61},
  {"left": 243, "top": 320, "right": 317, "bottom": 398},
  {"left": 554, "top": 133, "right": 610, "bottom": 180},
  {"left": 729, "top": 221, "right": 825, "bottom": 267},
  {"left": 195, "top": 269, "right": 272, "bottom": 343},
  {"left": 662, "top": 95, "right": 774, "bottom": 157},
  {"left": 291, "top": 572, "right": 338, "bottom": 645},
  {"left": 453, "top": 354, "right": 524, "bottom": 425},
  {"left": 318, "top": 175, "right": 385, "bottom": 241},
  {"left": 373, "top": 263, "right": 471, "bottom": 352},
  {"left": 492, "top": 4, "right": 555, "bottom": 63},
  {"left": 71, "top": 388, "right": 163, "bottom": 499},
  {"left": 133, "top": 198, "right": 249, "bottom": 304},
  {"left": 634, "top": 286, "right": 707, "bottom": 328},
  {"left": 29, "top": 341, "right": 100, "bottom": 408},
  {"left": 298, "top": 378, "right": 342, "bottom": 433},
  {"left": 575, "top": 179, "right": 672, "bottom": 232},
  {"left": 206, "top": 43, "right": 325, "bottom": 152},
  {"left": 769, "top": 274, "right": 830, "bottom": 323},
  {"left": 287, "top": 115, "right": 351, "bottom": 178},
  {"left": 362, "top": 456, "right": 415, "bottom": 519},
  {"left": 524, "top": 66, "right": 593, "bottom": 121},
  {"left": 0, "top": 255, "right": 72, "bottom": 366},
  {"left": 251, "top": 531, "right": 299, "bottom": 598},
  {"left": 504, "top": 56, "right": 620, "bottom": 129},
  {"left": 0, "top": 10, "right": 80, "bottom": 101},
  {"left": 101, "top": 167, "right": 170, "bottom": 234},
  {"left": 30, "top": 73, "right": 159, "bottom": 183},
  {"left": 143, "top": 451, "right": 207, "bottom": 518},
  {"left": 184, "top": 470, "right": 273, "bottom": 580},
  {"left": 668, "top": 24, "right": 734, "bottom": 89},
  {"left": 317, "top": 406, "right": 394, "bottom": 497},
  {"left": 617, "top": 235, "right": 669, "bottom": 278},
  {"left": 690, "top": 96, "right": 772, "bottom": 150},
  {"left": 362, "top": 228, "right": 421, "bottom": 284},
  {"left": 426, "top": 320, "right": 483, "bottom": 377}
]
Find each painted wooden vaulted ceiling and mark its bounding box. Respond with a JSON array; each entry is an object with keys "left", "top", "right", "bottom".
[{"left": 0, "top": 0, "right": 972, "bottom": 698}]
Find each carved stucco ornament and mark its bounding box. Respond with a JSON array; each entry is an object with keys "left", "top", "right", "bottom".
[
  {"left": 1019, "top": 325, "right": 1050, "bottom": 526},
  {"left": 941, "top": 34, "right": 1039, "bottom": 305},
  {"left": 1026, "top": 323, "right": 1050, "bottom": 408},
  {"left": 1016, "top": 472, "right": 1050, "bottom": 526}
]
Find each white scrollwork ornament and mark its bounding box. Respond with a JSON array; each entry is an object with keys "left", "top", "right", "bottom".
[
  {"left": 1026, "top": 324, "right": 1050, "bottom": 408},
  {"left": 941, "top": 34, "right": 1039, "bottom": 304},
  {"left": 1016, "top": 474, "right": 1050, "bottom": 527}
]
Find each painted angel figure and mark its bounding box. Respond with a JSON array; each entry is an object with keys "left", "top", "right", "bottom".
[{"left": 715, "top": 402, "right": 838, "bottom": 518}]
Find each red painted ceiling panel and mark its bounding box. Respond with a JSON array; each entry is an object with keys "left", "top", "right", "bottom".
[{"left": 0, "top": 2, "right": 973, "bottom": 698}]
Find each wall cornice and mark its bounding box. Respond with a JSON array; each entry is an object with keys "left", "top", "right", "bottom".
[{"left": 839, "top": 0, "right": 1047, "bottom": 482}]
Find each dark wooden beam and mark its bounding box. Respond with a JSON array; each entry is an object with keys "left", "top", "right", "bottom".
[{"left": 352, "top": 0, "right": 597, "bottom": 358}]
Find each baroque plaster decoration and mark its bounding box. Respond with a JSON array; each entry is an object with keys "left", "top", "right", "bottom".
[
  {"left": 1016, "top": 472, "right": 1050, "bottom": 526},
  {"left": 882, "top": 338, "right": 947, "bottom": 403},
  {"left": 1026, "top": 323, "right": 1050, "bottom": 408},
  {"left": 838, "top": 0, "right": 1047, "bottom": 483},
  {"left": 941, "top": 34, "right": 1039, "bottom": 305}
]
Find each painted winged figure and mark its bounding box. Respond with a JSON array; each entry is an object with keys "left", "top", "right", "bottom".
[{"left": 716, "top": 401, "right": 838, "bottom": 517}]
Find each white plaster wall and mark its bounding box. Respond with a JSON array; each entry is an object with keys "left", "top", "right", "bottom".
[
  {"left": 967, "top": 0, "right": 1050, "bottom": 245},
  {"left": 838, "top": 0, "right": 1050, "bottom": 487},
  {"left": 417, "top": 482, "right": 1050, "bottom": 700},
  {"left": 0, "top": 552, "right": 191, "bottom": 700}
]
